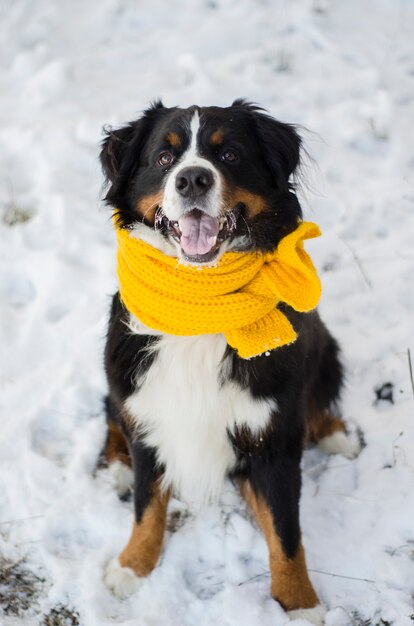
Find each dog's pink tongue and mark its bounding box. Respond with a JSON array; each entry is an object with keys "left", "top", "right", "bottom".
[{"left": 178, "top": 211, "right": 219, "bottom": 257}]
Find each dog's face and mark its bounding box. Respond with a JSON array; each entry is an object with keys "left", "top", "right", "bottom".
[{"left": 101, "top": 100, "right": 303, "bottom": 264}]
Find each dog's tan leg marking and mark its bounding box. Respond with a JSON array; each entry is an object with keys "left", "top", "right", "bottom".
[
  {"left": 306, "top": 405, "right": 360, "bottom": 459},
  {"left": 306, "top": 406, "right": 345, "bottom": 444},
  {"left": 105, "top": 420, "right": 131, "bottom": 467},
  {"left": 119, "top": 484, "right": 170, "bottom": 576},
  {"left": 240, "top": 480, "right": 319, "bottom": 611}
]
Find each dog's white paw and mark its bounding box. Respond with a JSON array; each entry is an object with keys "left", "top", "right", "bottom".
[
  {"left": 318, "top": 431, "right": 360, "bottom": 459},
  {"left": 104, "top": 557, "right": 143, "bottom": 599},
  {"left": 288, "top": 604, "right": 326, "bottom": 625},
  {"left": 107, "top": 460, "right": 134, "bottom": 497}
]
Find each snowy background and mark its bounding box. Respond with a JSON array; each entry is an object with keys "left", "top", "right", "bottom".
[{"left": 1, "top": 0, "right": 414, "bottom": 624}]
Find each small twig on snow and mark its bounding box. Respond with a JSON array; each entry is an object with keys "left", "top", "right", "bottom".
[
  {"left": 238, "top": 570, "right": 269, "bottom": 586},
  {"left": 308, "top": 568, "right": 375, "bottom": 583},
  {"left": 407, "top": 348, "right": 414, "bottom": 403},
  {"left": 341, "top": 239, "right": 372, "bottom": 289},
  {"left": 238, "top": 567, "right": 375, "bottom": 586}
]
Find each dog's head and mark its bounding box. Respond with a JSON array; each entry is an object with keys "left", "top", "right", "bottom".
[{"left": 101, "top": 100, "right": 303, "bottom": 264}]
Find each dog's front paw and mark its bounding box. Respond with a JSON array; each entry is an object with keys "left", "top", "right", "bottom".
[
  {"left": 288, "top": 604, "right": 326, "bottom": 625},
  {"left": 104, "top": 557, "right": 144, "bottom": 599}
]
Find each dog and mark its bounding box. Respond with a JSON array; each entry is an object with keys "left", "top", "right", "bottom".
[{"left": 99, "top": 100, "right": 358, "bottom": 624}]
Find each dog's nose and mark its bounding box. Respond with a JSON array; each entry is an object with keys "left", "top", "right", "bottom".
[{"left": 175, "top": 167, "right": 214, "bottom": 198}]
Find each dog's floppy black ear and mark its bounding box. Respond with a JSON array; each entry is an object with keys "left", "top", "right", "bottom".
[
  {"left": 100, "top": 123, "right": 139, "bottom": 186},
  {"left": 233, "top": 101, "right": 301, "bottom": 190},
  {"left": 100, "top": 100, "right": 166, "bottom": 206},
  {"left": 253, "top": 113, "right": 301, "bottom": 190}
]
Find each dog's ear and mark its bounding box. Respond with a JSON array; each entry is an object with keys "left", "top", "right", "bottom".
[
  {"left": 254, "top": 115, "right": 301, "bottom": 189},
  {"left": 100, "top": 123, "right": 140, "bottom": 186},
  {"left": 232, "top": 100, "right": 301, "bottom": 190},
  {"left": 100, "top": 101, "right": 166, "bottom": 206}
]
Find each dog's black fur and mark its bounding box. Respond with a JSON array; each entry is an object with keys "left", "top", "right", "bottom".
[{"left": 100, "top": 100, "right": 344, "bottom": 614}]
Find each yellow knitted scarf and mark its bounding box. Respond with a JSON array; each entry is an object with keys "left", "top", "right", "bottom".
[{"left": 115, "top": 220, "right": 322, "bottom": 359}]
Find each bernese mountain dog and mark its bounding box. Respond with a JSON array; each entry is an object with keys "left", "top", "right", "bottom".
[{"left": 99, "top": 100, "right": 358, "bottom": 624}]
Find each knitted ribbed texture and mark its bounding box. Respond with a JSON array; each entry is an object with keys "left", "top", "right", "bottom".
[{"left": 115, "top": 220, "right": 322, "bottom": 359}]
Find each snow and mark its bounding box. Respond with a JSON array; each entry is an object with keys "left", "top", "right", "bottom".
[{"left": 1, "top": 0, "right": 414, "bottom": 624}]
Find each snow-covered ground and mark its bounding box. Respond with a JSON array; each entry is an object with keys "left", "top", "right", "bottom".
[{"left": 1, "top": 0, "right": 414, "bottom": 624}]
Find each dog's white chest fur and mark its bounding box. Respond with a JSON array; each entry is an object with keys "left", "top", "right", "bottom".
[{"left": 125, "top": 333, "right": 276, "bottom": 504}]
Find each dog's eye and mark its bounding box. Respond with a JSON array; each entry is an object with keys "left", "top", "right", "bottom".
[
  {"left": 158, "top": 152, "right": 175, "bottom": 167},
  {"left": 220, "top": 149, "right": 238, "bottom": 163}
]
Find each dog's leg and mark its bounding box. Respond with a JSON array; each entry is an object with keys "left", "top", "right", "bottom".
[
  {"left": 306, "top": 407, "right": 360, "bottom": 459},
  {"left": 104, "top": 441, "right": 170, "bottom": 598},
  {"left": 104, "top": 419, "right": 131, "bottom": 468},
  {"left": 305, "top": 327, "right": 359, "bottom": 459},
  {"left": 99, "top": 396, "right": 134, "bottom": 497},
  {"left": 239, "top": 458, "right": 325, "bottom": 625}
]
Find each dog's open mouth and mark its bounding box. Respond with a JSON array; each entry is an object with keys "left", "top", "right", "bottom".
[{"left": 158, "top": 207, "right": 239, "bottom": 263}]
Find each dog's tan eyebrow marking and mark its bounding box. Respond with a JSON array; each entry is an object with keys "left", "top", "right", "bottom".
[
  {"left": 210, "top": 129, "right": 224, "bottom": 145},
  {"left": 166, "top": 132, "right": 181, "bottom": 147}
]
